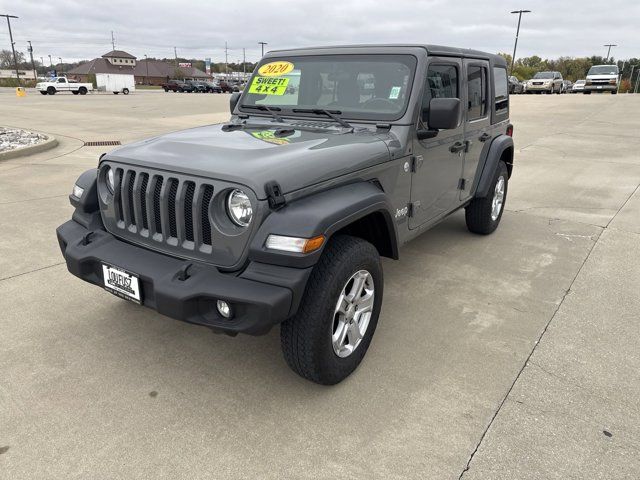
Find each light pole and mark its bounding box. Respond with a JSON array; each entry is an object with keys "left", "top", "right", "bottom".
[
  {"left": 604, "top": 44, "right": 617, "bottom": 62},
  {"left": 629, "top": 65, "right": 638, "bottom": 94},
  {"left": 144, "top": 54, "right": 149, "bottom": 84},
  {"left": 48, "top": 54, "right": 52, "bottom": 67},
  {"left": 1, "top": 14, "right": 20, "bottom": 84},
  {"left": 58, "top": 57, "right": 63, "bottom": 75},
  {"left": 258, "top": 41, "right": 267, "bottom": 57},
  {"left": 510, "top": 10, "right": 531, "bottom": 74}
]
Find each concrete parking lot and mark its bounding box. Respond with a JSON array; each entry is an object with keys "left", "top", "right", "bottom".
[{"left": 1, "top": 88, "right": 639, "bottom": 479}]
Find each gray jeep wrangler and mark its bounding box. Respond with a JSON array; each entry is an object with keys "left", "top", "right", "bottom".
[{"left": 57, "top": 45, "right": 514, "bottom": 384}]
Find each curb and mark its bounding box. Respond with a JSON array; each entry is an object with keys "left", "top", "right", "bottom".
[{"left": 0, "top": 134, "right": 58, "bottom": 161}]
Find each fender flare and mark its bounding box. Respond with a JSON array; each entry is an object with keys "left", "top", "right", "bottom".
[
  {"left": 249, "top": 182, "right": 399, "bottom": 268},
  {"left": 473, "top": 134, "right": 514, "bottom": 198}
]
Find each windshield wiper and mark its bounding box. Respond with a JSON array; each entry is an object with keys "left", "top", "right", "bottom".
[
  {"left": 240, "top": 104, "right": 283, "bottom": 123},
  {"left": 292, "top": 108, "right": 353, "bottom": 130}
]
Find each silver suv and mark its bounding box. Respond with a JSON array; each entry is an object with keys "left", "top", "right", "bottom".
[{"left": 526, "top": 71, "right": 563, "bottom": 94}]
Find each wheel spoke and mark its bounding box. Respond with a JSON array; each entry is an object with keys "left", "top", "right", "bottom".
[
  {"left": 347, "top": 321, "right": 362, "bottom": 344},
  {"left": 333, "top": 319, "right": 349, "bottom": 348}
]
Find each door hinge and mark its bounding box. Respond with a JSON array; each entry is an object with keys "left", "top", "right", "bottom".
[
  {"left": 264, "top": 181, "right": 286, "bottom": 210},
  {"left": 458, "top": 178, "right": 466, "bottom": 190},
  {"left": 408, "top": 201, "right": 421, "bottom": 217},
  {"left": 411, "top": 155, "right": 424, "bottom": 173}
]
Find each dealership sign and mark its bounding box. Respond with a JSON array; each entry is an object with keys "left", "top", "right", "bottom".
[{"left": 178, "top": 62, "right": 192, "bottom": 68}]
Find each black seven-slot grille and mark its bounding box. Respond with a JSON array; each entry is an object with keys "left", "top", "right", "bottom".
[{"left": 111, "top": 166, "right": 214, "bottom": 253}]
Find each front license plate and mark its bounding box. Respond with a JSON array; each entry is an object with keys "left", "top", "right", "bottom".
[
  {"left": 102, "top": 263, "right": 141, "bottom": 303},
  {"left": 597, "top": 86, "right": 603, "bottom": 89}
]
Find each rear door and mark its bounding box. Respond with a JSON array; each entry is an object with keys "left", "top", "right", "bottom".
[
  {"left": 409, "top": 57, "right": 465, "bottom": 229},
  {"left": 459, "top": 59, "right": 491, "bottom": 201}
]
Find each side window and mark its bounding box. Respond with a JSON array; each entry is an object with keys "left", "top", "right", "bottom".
[
  {"left": 493, "top": 67, "right": 508, "bottom": 113},
  {"left": 422, "top": 64, "right": 458, "bottom": 122},
  {"left": 467, "top": 66, "right": 487, "bottom": 120}
]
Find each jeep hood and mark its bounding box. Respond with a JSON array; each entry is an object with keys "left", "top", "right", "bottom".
[{"left": 105, "top": 123, "right": 392, "bottom": 199}]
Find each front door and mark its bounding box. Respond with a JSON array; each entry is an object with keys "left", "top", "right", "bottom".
[
  {"left": 409, "top": 57, "right": 465, "bottom": 229},
  {"left": 459, "top": 59, "right": 491, "bottom": 201}
]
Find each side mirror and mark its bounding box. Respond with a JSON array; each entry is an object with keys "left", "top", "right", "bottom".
[
  {"left": 428, "top": 98, "right": 461, "bottom": 130},
  {"left": 230, "top": 91, "right": 241, "bottom": 114},
  {"left": 417, "top": 98, "right": 461, "bottom": 139}
]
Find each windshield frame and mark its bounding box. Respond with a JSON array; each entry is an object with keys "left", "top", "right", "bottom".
[{"left": 238, "top": 53, "right": 419, "bottom": 123}]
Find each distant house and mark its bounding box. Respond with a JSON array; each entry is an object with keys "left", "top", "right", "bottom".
[{"left": 68, "top": 50, "right": 211, "bottom": 85}]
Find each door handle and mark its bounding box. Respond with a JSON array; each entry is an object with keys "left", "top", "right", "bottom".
[
  {"left": 479, "top": 133, "right": 491, "bottom": 142},
  {"left": 449, "top": 142, "right": 466, "bottom": 153}
]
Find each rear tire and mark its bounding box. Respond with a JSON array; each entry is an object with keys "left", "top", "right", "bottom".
[
  {"left": 47, "top": 87, "right": 56, "bottom": 95},
  {"left": 465, "top": 161, "right": 509, "bottom": 235},
  {"left": 72, "top": 91, "right": 79, "bottom": 95},
  {"left": 164, "top": 87, "right": 169, "bottom": 92},
  {"left": 122, "top": 88, "right": 129, "bottom": 95},
  {"left": 280, "top": 235, "right": 383, "bottom": 385},
  {"left": 40, "top": 91, "right": 47, "bottom": 95},
  {"left": 79, "top": 87, "right": 87, "bottom": 95},
  {"left": 612, "top": 90, "right": 618, "bottom": 95}
]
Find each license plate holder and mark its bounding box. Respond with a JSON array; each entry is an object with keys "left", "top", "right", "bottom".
[{"left": 102, "top": 263, "right": 142, "bottom": 304}]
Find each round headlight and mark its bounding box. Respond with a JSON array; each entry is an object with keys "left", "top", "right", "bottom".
[
  {"left": 226, "top": 189, "right": 253, "bottom": 227},
  {"left": 105, "top": 166, "right": 115, "bottom": 193}
]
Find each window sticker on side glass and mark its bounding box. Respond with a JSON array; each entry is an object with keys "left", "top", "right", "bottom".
[
  {"left": 258, "top": 61, "right": 294, "bottom": 76},
  {"left": 249, "top": 76, "right": 289, "bottom": 95},
  {"left": 389, "top": 86, "right": 401, "bottom": 99}
]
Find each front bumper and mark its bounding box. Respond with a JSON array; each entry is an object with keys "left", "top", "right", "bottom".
[
  {"left": 526, "top": 84, "right": 553, "bottom": 92},
  {"left": 584, "top": 84, "right": 617, "bottom": 92},
  {"left": 56, "top": 219, "right": 312, "bottom": 335}
]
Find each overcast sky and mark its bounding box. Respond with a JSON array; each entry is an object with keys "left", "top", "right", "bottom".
[{"left": 1, "top": 0, "right": 638, "bottom": 64}]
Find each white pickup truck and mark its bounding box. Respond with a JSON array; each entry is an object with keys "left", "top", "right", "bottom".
[{"left": 36, "top": 77, "right": 94, "bottom": 95}]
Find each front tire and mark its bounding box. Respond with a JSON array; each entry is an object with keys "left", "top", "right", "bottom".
[
  {"left": 280, "top": 235, "right": 383, "bottom": 385},
  {"left": 465, "top": 161, "right": 509, "bottom": 235},
  {"left": 47, "top": 87, "right": 56, "bottom": 95},
  {"left": 122, "top": 88, "right": 129, "bottom": 95}
]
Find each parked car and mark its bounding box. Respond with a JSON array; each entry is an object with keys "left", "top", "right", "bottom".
[
  {"left": 584, "top": 65, "right": 619, "bottom": 94},
  {"left": 218, "top": 81, "right": 237, "bottom": 93},
  {"left": 204, "top": 81, "right": 223, "bottom": 93},
  {"left": 187, "top": 80, "right": 208, "bottom": 93},
  {"left": 526, "top": 71, "right": 563, "bottom": 94},
  {"left": 162, "top": 80, "right": 194, "bottom": 92},
  {"left": 508, "top": 75, "right": 524, "bottom": 94},
  {"left": 561, "top": 80, "right": 573, "bottom": 94},
  {"left": 571, "top": 79, "right": 586, "bottom": 93},
  {"left": 35, "top": 76, "right": 93, "bottom": 95},
  {"left": 57, "top": 45, "right": 514, "bottom": 385}
]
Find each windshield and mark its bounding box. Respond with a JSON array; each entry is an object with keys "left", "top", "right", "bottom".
[
  {"left": 240, "top": 54, "right": 417, "bottom": 121},
  {"left": 533, "top": 72, "right": 554, "bottom": 79},
  {"left": 588, "top": 65, "right": 618, "bottom": 75}
]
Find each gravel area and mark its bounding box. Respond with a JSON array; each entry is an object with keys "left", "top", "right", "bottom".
[{"left": 0, "top": 126, "right": 48, "bottom": 152}]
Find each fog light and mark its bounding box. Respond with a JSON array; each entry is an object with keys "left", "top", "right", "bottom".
[
  {"left": 217, "top": 300, "right": 232, "bottom": 318},
  {"left": 72, "top": 184, "right": 84, "bottom": 199}
]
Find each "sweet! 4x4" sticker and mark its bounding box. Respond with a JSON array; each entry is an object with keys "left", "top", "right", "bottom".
[{"left": 249, "top": 76, "right": 290, "bottom": 95}]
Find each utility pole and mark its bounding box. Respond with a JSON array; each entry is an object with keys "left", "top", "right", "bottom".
[
  {"left": 48, "top": 54, "right": 52, "bottom": 68},
  {"left": 174, "top": 46, "right": 178, "bottom": 66},
  {"left": 603, "top": 44, "right": 617, "bottom": 63},
  {"left": 27, "top": 40, "right": 36, "bottom": 80},
  {"left": 635, "top": 68, "right": 640, "bottom": 94},
  {"left": 510, "top": 10, "right": 531, "bottom": 74},
  {"left": 58, "top": 57, "right": 63, "bottom": 75},
  {"left": 224, "top": 41, "right": 228, "bottom": 75},
  {"left": 111, "top": 31, "right": 116, "bottom": 50},
  {"left": 258, "top": 41, "right": 267, "bottom": 57},
  {"left": 629, "top": 65, "right": 637, "bottom": 94},
  {"left": 243, "top": 47, "right": 246, "bottom": 76},
  {"left": 1, "top": 14, "right": 20, "bottom": 84},
  {"left": 40, "top": 56, "right": 44, "bottom": 74}
]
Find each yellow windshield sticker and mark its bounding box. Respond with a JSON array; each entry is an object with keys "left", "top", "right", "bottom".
[
  {"left": 249, "top": 76, "right": 289, "bottom": 95},
  {"left": 250, "top": 130, "right": 291, "bottom": 145},
  {"left": 258, "top": 61, "right": 294, "bottom": 76}
]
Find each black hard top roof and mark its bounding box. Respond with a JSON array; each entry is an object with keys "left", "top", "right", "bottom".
[{"left": 266, "top": 44, "right": 507, "bottom": 66}]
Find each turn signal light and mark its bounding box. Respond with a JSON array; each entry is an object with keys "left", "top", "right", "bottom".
[{"left": 265, "top": 234, "right": 325, "bottom": 253}]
